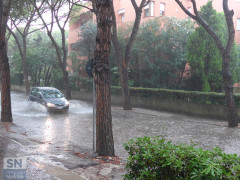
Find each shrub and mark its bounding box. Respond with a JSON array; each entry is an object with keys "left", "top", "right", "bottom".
[
  {"left": 111, "top": 86, "right": 240, "bottom": 106},
  {"left": 77, "top": 77, "right": 93, "bottom": 92},
  {"left": 124, "top": 137, "right": 240, "bottom": 179},
  {"left": 10, "top": 73, "right": 24, "bottom": 85}
]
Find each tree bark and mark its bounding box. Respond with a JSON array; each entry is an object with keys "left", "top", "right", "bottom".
[
  {"left": 92, "top": 0, "right": 115, "bottom": 156},
  {"left": 111, "top": 0, "right": 149, "bottom": 110},
  {"left": 0, "top": 44, "right": 12, "bottom": 122},
  {"left": 111, "top": 10, "right": 131, "bottom": 109},
  {"left": 119, "top": 65, "right": 131, "bottom": 109},
  {"left": 222, "top": 51, "right": 238, "bottom": 127},
  {"left": 0, "top": 0, "right": 13, "bottom": 122}
]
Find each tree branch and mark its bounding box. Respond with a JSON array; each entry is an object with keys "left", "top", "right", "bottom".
[
  {"left": 7, "top": 25, "right": 24, "bottom": 60},
  {"left": 140, "top": 0, "right": 150, "bottom": 9},
  {"left": 131, "top": 0, "right": 138, "bottom": 10},
  {"left": 67, "top": 0, "right": 95, "bottom": 13},
  {"left": 223, "top": 0, "right": 235, "bottom": 54},
  {"left": 175, "top": 0, "right": 197, "bottom": 20},
  {"left": 175, "top": 0, "right": 224, "bottom": 51}
]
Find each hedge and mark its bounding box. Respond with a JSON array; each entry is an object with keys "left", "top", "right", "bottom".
[
  {"left": 124, "top": 137, "right": 240, "bottom": 180},
  {"left": 111, "top": 86, "right": 240, "bottom": 106}
]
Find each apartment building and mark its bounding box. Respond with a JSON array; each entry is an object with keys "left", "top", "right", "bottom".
[
  {"left": 69, "top": 0, "right": 240, "bottom": 47},
  {"left": 115, "top": 0, "right": 240, "bottom": 43},
  {"left": 68, "top": 0, "right": 240, "bottom": 74}
]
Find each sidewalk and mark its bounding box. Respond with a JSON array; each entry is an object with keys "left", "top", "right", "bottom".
[
  {"left": 0, "top": 135, "right": 84, "bottom": 180},
  {"left": 0, "top": 122, "right": 125, "bottom": 180}
]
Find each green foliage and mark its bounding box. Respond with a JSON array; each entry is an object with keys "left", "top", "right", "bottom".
[
  {"left": 129, "top": 17, "right": 194, "bottom": 89},
  {"left": 187, "top": 1, "right": 240, "bottom": 92},
  {"left": 69, "top": 2, "right": 92, "bottom": 25},
  {"left": 111, "top": 66, "right": 120, "bottom": 86},
  {"left": 111, "top": 86, "right": 240, "bottom": 106},
  {"left": 77, "top": 77, "right": 93, "bottom": 91},
  {"left": 110, "top": 17, "right": 193, "bottom": 89},
  {"left": 110, "top": 66, "right": 135, "bottom": 87},
  {"left": 10, "top": 0, "right": 35, "bottom": 22},
  {"left": 76, "top": 20, "right": 97, "bottom": 59},
  {"left": 10, "top": 73, "right": 24, "bottom": 85},
  {"left": 52, "top": 72, "right": 93, "bottom": 91},
  {"left": 69, "top": 76, "right": 93, "bottom": 91},
  {"left": 52, "top": 69, "right": 64, "bottom": 89},
  {"left": 10, "top": 30, "right": 58, "bottom": 86},
  {"left": 69, "top": 5, "right": 83, "bottom": 25},
  {"left": 124, "top": 137, "right": 240, "bottom": 179},
  {"left": 117, "top": 22, "right": 134, "bottom": 52}
]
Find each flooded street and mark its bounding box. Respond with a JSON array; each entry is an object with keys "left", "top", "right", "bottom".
[
  {"left": 12, "top": 92, "right": 93, "bottom": 150},
  {"left": 1, "top": 91, "right": 240, "bottom": 176}
]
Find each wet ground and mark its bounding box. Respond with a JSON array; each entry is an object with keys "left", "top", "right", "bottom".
[{"left": 1, "top": 91, "right": 240, "bottom": 179}]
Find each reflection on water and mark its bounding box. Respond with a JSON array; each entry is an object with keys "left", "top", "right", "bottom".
[
  {"left": 40, "top": 117, "right": 54, "bottom": 152},
  {"left": 63, "top": 117, "right": 72, "bottom": 148}
]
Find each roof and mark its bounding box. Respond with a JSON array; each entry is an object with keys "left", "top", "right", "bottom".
[{"left": 32, "top": 87, "right": 58, "bottom": 90}]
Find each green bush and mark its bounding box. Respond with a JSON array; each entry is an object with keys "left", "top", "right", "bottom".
[
  {"left": 124, "top": 137, "right": 240, "bottom": 180},
  {"left": 111, "top": 86, "right": 240, "bottom": 106},
  {"left": 77, "top": 77, "right": 93, "bottom": 92},
  {"left": 10, "top": 73, "right": 24, "bottom": 85}
]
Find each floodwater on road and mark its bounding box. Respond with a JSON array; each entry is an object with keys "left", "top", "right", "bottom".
[
  {"left": 1, "top": 91, "right": 240, "bottom": 162},
  {"left": 5, "top": 92, "right": 94, "bottom": 156}
]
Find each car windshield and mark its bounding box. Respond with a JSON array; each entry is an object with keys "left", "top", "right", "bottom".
[{"left": 41, "top": 89, "right": 64, "bottom": 99}]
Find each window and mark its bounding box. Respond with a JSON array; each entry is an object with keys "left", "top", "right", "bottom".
[
  {"left": 144, "top": 1, "right": 154, "bottom": 17},
  {"left": 237, "top": 18, "right": 240, "bottom": 30},
  {"left": 118, "top": 8, "right": 125, "bottom": 22},
  {"left": 160, "top": 3, "right": 165, "bottom": 16},
  {"left": 31, "top": 88, "right": 37, "bottom": 96},
  {"left": 120, "top": 13, "right": 125, "bottom": 22}
]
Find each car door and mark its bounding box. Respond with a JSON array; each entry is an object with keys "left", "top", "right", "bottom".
[{"left": 35, "top": 90, "right": 44, "bottom": 105}]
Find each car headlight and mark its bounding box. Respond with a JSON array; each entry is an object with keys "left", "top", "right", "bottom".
[
  {"left": 65, "top": 101, "right": 69, "bottom": 106},
  {"left": 47, "top": 103, "right": 56, "bottom": 107}
]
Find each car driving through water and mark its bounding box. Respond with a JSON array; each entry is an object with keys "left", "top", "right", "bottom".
[{"left": 29, "top": 87, "right": 69, "bottom": 112}]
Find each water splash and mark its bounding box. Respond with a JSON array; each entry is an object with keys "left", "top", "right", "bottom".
[{"left": 68, "top": 100, "right": 92, "bottom": 114}]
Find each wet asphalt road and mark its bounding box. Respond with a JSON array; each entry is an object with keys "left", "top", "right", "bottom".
[{"left": 1, "top": 91, "right": 240, "bottom": 178}]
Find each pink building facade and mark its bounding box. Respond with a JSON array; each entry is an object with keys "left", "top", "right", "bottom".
[{"left": 114, "top": 0, "right": 240, "bottom": 44}]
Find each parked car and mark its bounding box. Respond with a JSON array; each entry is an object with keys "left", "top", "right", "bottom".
[{"left": 29, "top": 87, "right": 69, "bottom": 112}]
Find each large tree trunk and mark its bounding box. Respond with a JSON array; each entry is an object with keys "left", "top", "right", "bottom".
[
  {"left": 0, "top": 0, "right": 13, "bottom": 122},
  {"left": 93, "top": 0, "right": 115, "bottom": 156},
  {"left": 111, "top": 18, "right": 131, "bottom": 109},
  {"left": 111, "top": 0, "right": 148, "bottom": 110},
  {"left": 0, "top": 41, "right": 12, "bottom": 122},
  {"left": 119, "top": 64, "right": 131, "bottom": 110},
  {"left": 222, "top": 52, "right": 238, "bottom": 127}
]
